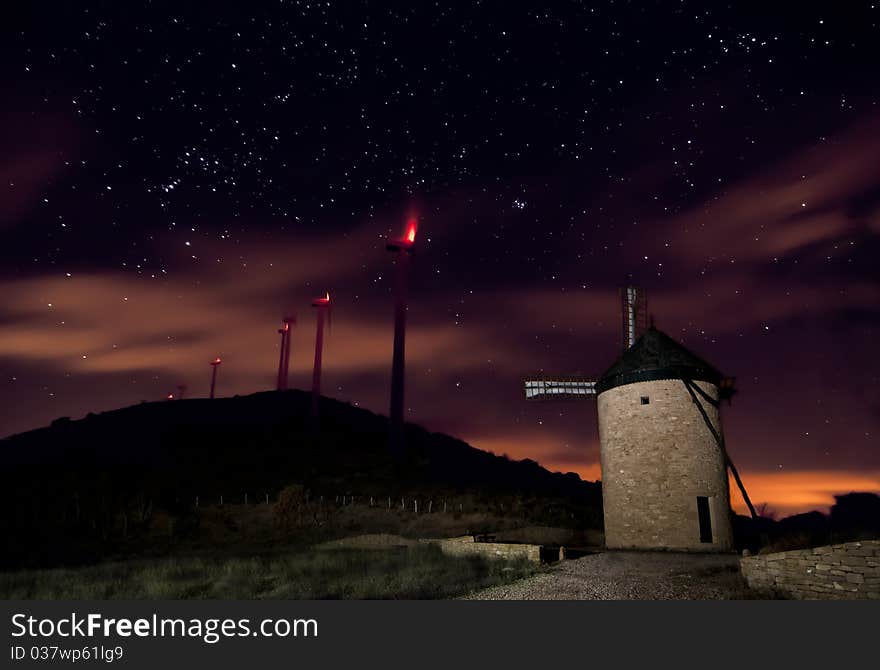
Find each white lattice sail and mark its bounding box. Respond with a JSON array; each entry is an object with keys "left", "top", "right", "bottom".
[{"left": 523, "top": 378, "right": 597, "bottom": 399}]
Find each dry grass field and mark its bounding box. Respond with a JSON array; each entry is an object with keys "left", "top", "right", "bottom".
[{"left": 0, "top": 544, "right": 536, "bottom": 600}]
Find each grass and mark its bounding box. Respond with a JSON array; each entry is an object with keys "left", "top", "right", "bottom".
[{"left": 0, "top": 544, "right": 536, "bottom": 600}]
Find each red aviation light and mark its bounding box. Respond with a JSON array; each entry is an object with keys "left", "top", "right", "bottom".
[
  {"left": 212, "top": 357, "right": 222, "bottom": 365},
  {"left": 386, "top": 218, "right": 418, "bottom": 252}
]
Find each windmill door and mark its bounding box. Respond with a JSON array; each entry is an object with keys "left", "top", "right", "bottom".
[{"left": 696, "top": 496, "right": 713, "bottom": 543}]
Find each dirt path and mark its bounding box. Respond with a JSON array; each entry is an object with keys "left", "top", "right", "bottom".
[{"left": 463, "top": 551, "right": 754, "bottom": 600}]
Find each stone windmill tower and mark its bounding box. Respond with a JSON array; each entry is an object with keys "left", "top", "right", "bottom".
[
  {"left": 595, "top": 327, "right": 739, "bottom": 551},
  {"left": 524, "top": 288, "right": 756, "bottom": 552}
]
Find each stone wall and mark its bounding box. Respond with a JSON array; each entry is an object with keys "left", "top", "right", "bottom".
[
  {"left": 435, "top": 536, "right": 542, "bottom": 563},
  {"left": 740, "top": 540, "right": 880, "bottom": 599},
  {"left": 597, "top": 379, "right": 733, "bottom": 551}
]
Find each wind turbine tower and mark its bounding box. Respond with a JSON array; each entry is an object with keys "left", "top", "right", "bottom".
[
  {"left": 386, "top": 217, "right": 417, "bottom": 456},
  {"left": 310, "top": 293, "right": 331, "bottom": 421},
  {"left": 277, "top": 316, "right": 295, "bottom": 391},
  {"left": 209, "top": 357, "right": 222, "bottom": 399}
]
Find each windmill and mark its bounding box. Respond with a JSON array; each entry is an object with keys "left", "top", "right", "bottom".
[{"left": 523, "top": 286, "right": 757, "bottom": 551}]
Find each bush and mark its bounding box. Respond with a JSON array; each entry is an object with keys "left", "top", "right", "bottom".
[{"left": 274, "top": 485, "right": 308, "bottom": 529}]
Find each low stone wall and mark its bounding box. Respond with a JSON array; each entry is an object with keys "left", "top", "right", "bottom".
[
  {"left": 435, "top": 536, "right": 542, "bottom": 563},
  {"left": 315, "top": 534, "right": 417, "bottom": 550},
  {"left": 740, "top": 540, "right": 880, "bottom": 599}
]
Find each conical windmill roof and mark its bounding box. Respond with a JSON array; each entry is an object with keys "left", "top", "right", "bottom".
[{"left": 595, "top": 327, "right": 723, "bottom": 394}]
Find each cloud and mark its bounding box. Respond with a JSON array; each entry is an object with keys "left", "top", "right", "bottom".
[
  {"left": 662, "top": 116, "right": 880, "bottom": 264},
  {"left": 0, "top": 108, "right": 83, "bottom": 230},
  {"left": 1, "top": 115, "right": 878, "bottom": 519},
  {"left": 0, "top": 271, "right": 506, "bottom": 379}
]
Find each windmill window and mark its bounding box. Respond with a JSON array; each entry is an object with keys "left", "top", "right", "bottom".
[{"left": 640, "top": 396, "right": 650, "bottom": 405}]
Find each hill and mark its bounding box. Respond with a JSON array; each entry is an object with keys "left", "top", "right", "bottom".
[{"left": 0, "top": 390, "right": 603, "bottom": 568}]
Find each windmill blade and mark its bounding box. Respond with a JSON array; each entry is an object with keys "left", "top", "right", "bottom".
[
  {"left": 524, "top": 377, "right": 597, "bottom": 399},
  {"left": 621, "top": 286, "right": 648, "bottom": 351}
]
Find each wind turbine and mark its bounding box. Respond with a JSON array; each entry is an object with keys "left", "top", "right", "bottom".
[
  {"left": 386, "top": 217, "right": 417, "bottom": 456},
  {"left": 310, "top": 293, "right": 331, "bottom": 421},
  {"left": 209, "top": 357, "right": 222, "bottom": 399},
  {"left": 276, "top": 315, "right": 295, "bottom": 391}
]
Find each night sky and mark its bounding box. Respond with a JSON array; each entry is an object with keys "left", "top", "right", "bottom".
[{"left": 2, "top": 2, "right": 878, "bottom": 516}]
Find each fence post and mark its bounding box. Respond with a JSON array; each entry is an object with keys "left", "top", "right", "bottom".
[
  {"left": 428, "top": 500, "right": 433, "bottom": 514},
  {"left": 370, "top": 496, "right": 374, "bottom": 507},
  {"left": 388, "top": 497, "right": 391, "bottom": 510},
  {"left": 414, "top": 500, "right": 418, "bottom": 514},
  {"left": 245, "top": 493, "right": 248, "bottom": 505},
  {"left": 195, "top": 496, "right": 199, "bottom": 508},
  {"left": 220, "top": 495, "right": 223, "bottom": 506},
  {"left": 443, "top": 500, "right": 447, "bottom": 513},
  {"left": 401, "top": 498, "right": 405, "bottom": 510},
  {"left": 265, "top": 493, "right": 269, "bottom": 505}
]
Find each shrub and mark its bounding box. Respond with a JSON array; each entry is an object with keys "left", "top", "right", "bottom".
[{"left": 274, "top": 485, "right": 308, "bottom": 529}]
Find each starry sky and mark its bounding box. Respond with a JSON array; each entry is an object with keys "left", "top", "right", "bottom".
[{"left": 2, "top": 2, "right": 879, "bottom": 517}]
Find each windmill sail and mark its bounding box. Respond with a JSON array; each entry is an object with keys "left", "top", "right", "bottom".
[
  {"left": 621, "top": 286, "right": 648, "bottom": 351},
  {"left": 524, "top": 377, "right": 597, "bottom": 399}
]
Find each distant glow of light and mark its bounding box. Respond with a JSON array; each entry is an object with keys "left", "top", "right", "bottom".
[
  {"left": 212, "top": 357, "right": 222, "bottom": 364},
  {"left": 405, "top": 219, "right": 417, "bottom": 244}
]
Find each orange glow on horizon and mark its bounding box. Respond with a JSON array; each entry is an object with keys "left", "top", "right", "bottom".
[
  {"left": 468, "top": 434, "right": 880, "bottom": 518},
  {"left": 727, "top": 469, "right": 880, "bottom": 517}
]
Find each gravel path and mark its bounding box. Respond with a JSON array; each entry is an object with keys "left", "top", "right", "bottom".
[{"left": 464, "top": 551, "right": 751, "bottom": 600}]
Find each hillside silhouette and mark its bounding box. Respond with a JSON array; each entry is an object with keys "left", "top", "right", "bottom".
[
  {"left": 0, "top": 390, "right": 603, "bottom": 568},
  {"left": 4, "top": 391, "right": 876, "bottom": 570}
]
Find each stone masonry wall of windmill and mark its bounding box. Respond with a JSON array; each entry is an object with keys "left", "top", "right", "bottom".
[{"left": 598, "top": 378, "right": 733, "bottom": 551}]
